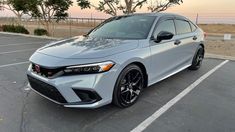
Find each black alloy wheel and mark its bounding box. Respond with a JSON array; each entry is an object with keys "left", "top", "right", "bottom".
[
  {"left": 189, "top": 45, "right": 205, "bottom": 70},
  {"left": 113, "top": 65, "right": 144, "bottom": 108}
]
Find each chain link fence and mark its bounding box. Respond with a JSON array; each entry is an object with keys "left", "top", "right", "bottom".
[
  {"left": 0, "top": 17, "right": 105, "bottom": 38},
  {"left": 1, "top": 15, "right": 235, "bottom": 38}
]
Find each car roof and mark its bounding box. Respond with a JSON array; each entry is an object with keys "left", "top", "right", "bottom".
[{"left": 118, "top": 13, "right": 190, "bottom": 21}]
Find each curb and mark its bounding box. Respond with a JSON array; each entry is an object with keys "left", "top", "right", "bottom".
[
  {"left": 205, "top": 53, "right": 235, "bottom": 61},
  {"left": 0, "top": 32, "right": 61, "bottom": 40}
]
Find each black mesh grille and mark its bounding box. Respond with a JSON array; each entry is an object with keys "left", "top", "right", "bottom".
[
  {"left": 73, "top": 89, "right": 102, "bottom": 103},
  {"left": 31, "top": 63, "right": 63, "bottom": 78},
  {"left": 27, "top": 75, "right": 67, "bottom": 103}
]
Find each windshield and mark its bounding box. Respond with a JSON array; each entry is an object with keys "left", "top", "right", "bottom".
[{"left": 88, "top": 15, "right": 156, "bottom": 39}]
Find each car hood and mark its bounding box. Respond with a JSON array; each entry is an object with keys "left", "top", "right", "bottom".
[{"left": 37, "top": 36, "right": 139, "bottom": 59}]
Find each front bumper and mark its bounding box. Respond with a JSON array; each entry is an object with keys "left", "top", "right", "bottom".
[{"left": 27, "top": 65, "right": 117, "bottom": 108}]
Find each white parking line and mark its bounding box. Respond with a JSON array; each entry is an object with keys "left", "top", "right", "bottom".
[
  {"left": 0, "top": 61, "right": 29, "bottom": 68},
  {"left": 131, "top": 60, "right": 229, "bottom": 132},
  {"left": 0, "top": 42, "right": 47, "bottom": 47},
  {"left": 0, "top": 48, "right": 37, "bottom": 55}
]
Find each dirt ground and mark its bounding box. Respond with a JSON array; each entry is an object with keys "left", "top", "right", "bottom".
[
  {"left": 205, "top": 40, "right": 235, "bottom": 57},
  {"left": 201, "top": 24, "right": 235, "bottom": 57}
]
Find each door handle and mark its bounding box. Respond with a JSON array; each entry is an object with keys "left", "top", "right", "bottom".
[
  {"left": 174, "top": 40, "right": 181, "bottom": 45},
  {"left": 193, "top": 36, "right": 198, "bottom": 40}
]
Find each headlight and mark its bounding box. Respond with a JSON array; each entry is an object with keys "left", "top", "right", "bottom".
[{"left": 64, "top": 61, "right": 115, "bottom": 74}]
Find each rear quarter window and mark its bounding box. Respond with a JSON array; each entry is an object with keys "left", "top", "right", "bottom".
[{"left": 190, "top": 22, "right": 197, "bottom": 31}]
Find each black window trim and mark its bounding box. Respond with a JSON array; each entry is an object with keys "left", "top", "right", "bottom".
[{"left": 150, "top": 15, "right": 198, "bottom": 43}]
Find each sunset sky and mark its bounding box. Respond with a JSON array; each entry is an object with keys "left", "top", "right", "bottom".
[{"left": 0, "top": 0, "right": 235, "bottom": 23}]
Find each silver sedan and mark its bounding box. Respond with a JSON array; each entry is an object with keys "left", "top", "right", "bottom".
[{"left": 27, "top": 13, "right": 205, "bottom": 108}]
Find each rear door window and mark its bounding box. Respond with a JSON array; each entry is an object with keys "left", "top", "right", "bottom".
[{"left": 175, "top": 20, "right": 192, "bottom": 34}]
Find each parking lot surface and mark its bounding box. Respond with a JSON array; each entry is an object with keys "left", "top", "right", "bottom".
[{"left": 0, "top": 33, "right": 234, "bottom": 132}]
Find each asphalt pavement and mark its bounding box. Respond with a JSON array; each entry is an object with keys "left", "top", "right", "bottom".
[{"left": 0, "top": 33, "right": 234, "bottom": 132}]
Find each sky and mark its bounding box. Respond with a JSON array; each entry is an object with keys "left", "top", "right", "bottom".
[{"left": 1, "top": 0, "right": 235, "bottom": 23}]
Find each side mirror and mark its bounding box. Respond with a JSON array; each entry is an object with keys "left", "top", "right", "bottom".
[{"left": 153, "top": 31, "right": 174, "bottom": 43}]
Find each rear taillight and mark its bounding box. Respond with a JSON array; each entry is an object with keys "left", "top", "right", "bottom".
[{"left": 204, "top": 32, "right": 207, "bottom": 38}]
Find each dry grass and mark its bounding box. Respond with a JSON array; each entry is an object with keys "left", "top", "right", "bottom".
[
  {"left": 199, "top": 24, "right": 235, "bottom": 35},
  {"left": 24, "top": 25, "right": 91, "bottom": 38}
]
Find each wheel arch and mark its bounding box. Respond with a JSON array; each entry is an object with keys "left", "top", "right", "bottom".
[
  {"left": 199, "top": 43, "right": 205, "bottom": 55},
  {"left": 199, "top": 43, "right": 205, "bottom": 49},
  {"left": 193, "top": 43, "right": 204, "bottom": 58},
  {"left": 125, "top": 61, "right": 148, "bottom": 88}
]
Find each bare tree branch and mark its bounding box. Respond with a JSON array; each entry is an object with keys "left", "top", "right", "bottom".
[
  {"left": 132, "top": 0, "right": 147, "bottom": 12},
  {"left": 148, "top": 0, "right": 183, "bottom": 12},
  {"left": 77, "top": 0, "right": 147, "bottom": 16}
]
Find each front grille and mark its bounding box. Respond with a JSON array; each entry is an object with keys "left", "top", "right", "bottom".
[
  {"left": 31, "top": 63, "right": 63, "bottom": 78},
  {"left": 27, "top": 75, "right": 67, "bottom": 103}
]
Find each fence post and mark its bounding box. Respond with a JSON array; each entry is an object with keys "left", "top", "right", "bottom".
[
  {"left": 93, "top": 19, "right": 95, "bottom": 27},
  {"left": 88, "top": 18, "right": 90, "bottom": 26},
  {"left": 69, "top": 19, "right": 72, "bottom": 37},
  {"left": 52, "top": 20, "right": 55, "bottom": 37}
]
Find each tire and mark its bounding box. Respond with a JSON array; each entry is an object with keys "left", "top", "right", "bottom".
[
  {"left": 188, "top": 45, "right": 205, "bottom": 70},
  {"left": 113, "top": 64, "right": 144, "bottom": 108}
]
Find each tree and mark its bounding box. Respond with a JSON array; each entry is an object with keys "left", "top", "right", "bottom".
[
  {"left": 0, "top": 0, "right": 29, "bottom": 24},
  {"left": 148, "top": 0, "right": 183, "bottom": 12},
  {"left": 27, "top": 0, "right": 73, "bottom": 34},
  {"left": 77, "top": 0, "right": 147, "bottom": 16}
]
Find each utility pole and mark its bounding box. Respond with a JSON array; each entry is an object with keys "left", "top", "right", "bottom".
[{"left": 196, "top": 13, "right": 199, "bottom": 24}]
